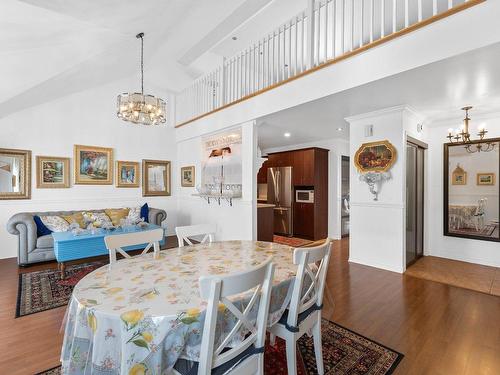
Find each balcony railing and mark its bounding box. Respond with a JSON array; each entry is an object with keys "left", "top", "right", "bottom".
[{"left": 175, "top": 0, "right": 484, "bottom": 127}]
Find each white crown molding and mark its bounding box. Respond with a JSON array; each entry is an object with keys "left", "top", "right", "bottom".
[{"left": 345, "top": 105, "right": 424, "bottom": 123}]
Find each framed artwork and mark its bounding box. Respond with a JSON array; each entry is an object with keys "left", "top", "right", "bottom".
[
  {"left": 143, "top": 159, "right": 171, "bottom": 196},
  {"left": 477, "top": 173, "right": 495, "bottom": 186},
  {"left": 74, "top": 145, "right": 113, "bottom": 185},
  {"left": 116, "top": 161, "right": 140, "bottom": 188},
  {"left": 451, "top": 164, "right": 467, "bottom": 185},
  {"left": 36, "top": 156, "right": 70, "bottom": 188},
  {"left": 354, "top": 140, "right": 397, "bottom": 173},
  {"left": 181, "top": 166, "right": 195, "bottom": 187},
  {"left": 0, "top": 148, "right": 31, "bottom": 200}
]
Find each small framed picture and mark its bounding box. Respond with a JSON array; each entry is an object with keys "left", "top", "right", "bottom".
[
  {"left": 74, "top": 145, "right": 113, "bottom": 185},
  {"left": 36, "top": 156, "right": 70, "bottom": 189},
  {"left": 181, "top": 166, "right": 195, "bottom": 187},
  {"left": 451, "top": 164, "right": 467, "bottom": 185},
  {"left": 143, "top": 159, "right": 171, "bottom": 196},
  {"left": 116, "top": 161, "right": 140, "bottom": 188},
  {"left": 477, "top": 173, "right": 495, "bottom": 186}
]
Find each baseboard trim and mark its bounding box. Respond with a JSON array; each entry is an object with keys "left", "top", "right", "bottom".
[{"left": 349, "top": 256, "right": 404, "bottom": 274}]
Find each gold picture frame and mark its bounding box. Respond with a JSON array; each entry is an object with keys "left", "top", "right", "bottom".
[
  {"left": 451, "top": 164, "right": 467, "bottom": 185},
  {"left": 354, "top": 140, "right": 397, "bottom": 173},
  {"left": 74, "top": 145, "right": 113, "bottom": 185},
  {"left": 116, "top": 161, "right": 140, "bottom": 188},
  {"left": 36, "top": 156, "right": 70, "bottom": 188},
  {"left": 477, "top": 173, "right": 495, "bottom": 186},
  {"left": 143, "top": 159, "right": 171, "bottom": 196},
  {"left": 0, "top": 148, "right": 31, "bottom": 200},
  {"left": 181, "top": 166, "right": 195, "bottom": 187}
]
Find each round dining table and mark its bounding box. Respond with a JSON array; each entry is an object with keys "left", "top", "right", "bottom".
[{"left": 61, "top": 240, "right": 297, "bottom": 375}]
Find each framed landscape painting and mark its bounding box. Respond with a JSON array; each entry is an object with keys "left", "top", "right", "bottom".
[
  {"left": 181, "top": 166, "right": 195, "bottom": 187},
  {"left": 74, "top": 145, "right": 113, "bottom": 185},
  {"left": 477, "top": 173, "right": 495, "bottom": 186},
  {"left": 354, "top": 140, "right": 397, "bottom": 173},
  {"left": 36, "top": 156, "right": 70, "bottom": 188},
  {"left": 143, "top": 159, "right": 171, "bottom": 196},
  {"left": 116, "top": 161, "right": 140, "bottom": 188}
]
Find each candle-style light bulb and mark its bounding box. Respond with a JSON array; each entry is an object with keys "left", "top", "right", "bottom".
[{"left": 448, "top": 128, "right": 453, "bottom": 135}]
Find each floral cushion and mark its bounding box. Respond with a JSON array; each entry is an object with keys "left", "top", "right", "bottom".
[
  {"left": 82, "top": 211, "right": 113, "bottom": 228},
  {"left": 127, "top": 206, "right": 141, "bottom": 223},
  {"left": 105, "top": 208, "right": 130, "bottom": 226},
  {"left": 61, "top": 212, "right": 86, "bottom": 228},
  {"left": 40, "top": 215, "right": 70, "bottom": 232}
]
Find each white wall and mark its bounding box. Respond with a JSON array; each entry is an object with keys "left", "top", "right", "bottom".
[
  {"left": 426, "top": 115, "right": 500, "bottom": 267},
  {"left": 0, "top": 78, "right": 177, "bottom": 259},
  {"left": 262, "top": 137, "right": 349, "bottom": 240},
  {"left": 347, "top": 106, "right": 425, "bottom": 273},
  {"left": 175, "top": 121, "right": 257, "bottom": 241}
]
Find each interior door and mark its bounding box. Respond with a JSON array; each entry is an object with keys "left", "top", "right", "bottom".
[{"left": 406, "top": 140, "right": 425, "bottom": 266}]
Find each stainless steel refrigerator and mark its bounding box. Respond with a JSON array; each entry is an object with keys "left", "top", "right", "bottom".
[{"left": 267, "top": 167, "right": 293, "bottom": 236}]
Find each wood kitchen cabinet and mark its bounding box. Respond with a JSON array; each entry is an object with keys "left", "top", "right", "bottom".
[
  {"left": 264, "top": 147, "right": 329, "bottom": 240},
  {"left": 294, "top": 202, "right": 315, "bottom": 239}
]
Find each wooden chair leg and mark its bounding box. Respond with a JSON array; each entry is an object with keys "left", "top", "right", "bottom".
[
  {"left": 60, "top": 262, "right": 66, "bottom": 280},
  {"left": 285, "top": 336, "right": 297, "bottom": 375},
  {"left": 313, "top": 319, "right": 324, "bottom": 375}
]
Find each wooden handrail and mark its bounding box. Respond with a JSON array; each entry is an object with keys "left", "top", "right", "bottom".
[{"left": 175, "top": 0, "right": 485, "bottom": 128}]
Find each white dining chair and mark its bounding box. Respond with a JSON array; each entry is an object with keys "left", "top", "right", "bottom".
[
  {"left": 269, "top": 239, "right": 332, "bottom": 375},
  {"left": 173, "top": 257, "right": 275, "bottom": 375},
  {"left": 175, "top": 223, "right": 216, "bottom": 247},
  {"left": 104, "top": 228, "right": 164, "bottom": 264}
]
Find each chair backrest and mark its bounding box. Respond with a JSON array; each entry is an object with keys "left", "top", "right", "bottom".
[
  {"left": 287, "top": 239, "right": 332, "bottom": 328},
  {"left": 175, "top": 223, "right": 216, "bottom": 247},
  {"left": 104, "top": 228, "right": 163, "bottom": 264},
  {"left": 197, "top": 257, "right": 275, "bottom": 375}
]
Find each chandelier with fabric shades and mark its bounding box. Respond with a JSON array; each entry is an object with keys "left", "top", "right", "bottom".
[{"left": 117, "top": 33, "right": 166, "bottom": 125}]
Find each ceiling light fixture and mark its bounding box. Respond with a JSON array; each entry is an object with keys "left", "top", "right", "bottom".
[
  {"left": 337, "top": 127, "right": 343, "bottom": 131},
  {"left": 446, "top": 106, "right": 495, "bottom": 153},
  {"left": 284, "top": 132, "right": 291, "bottom": 137},
  {"left": 117, "top": 33, "right": 166, "bottom": 126}
]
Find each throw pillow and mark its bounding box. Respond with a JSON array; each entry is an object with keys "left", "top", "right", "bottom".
[
  {"left": 127, "top": 206, "right": 141, "bottom": 223},
  {"left": 140, "top": 203, "right": 149, "bottom": 223},
  {"left": 105, "top": 208, "right": 130, "bottom": 226},
  {"left": 62, "top": 212, "right": 86, "bottom": 228},
  {"left": 33, "top": 215, "right": 52, "bottom": 237},
  {"left": 82, "top": 211, "right": 113, "bottom": 228},
  {"left": 40, "top": 215, "right": 70, "bottom": 232}
]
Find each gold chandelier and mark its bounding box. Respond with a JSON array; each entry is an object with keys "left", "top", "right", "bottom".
[
  {"left": 117, "top": 33, "right": 166, "bottom": 125},
  {"left": 446, "top": 106, "right": 495, "bottom": 153}
]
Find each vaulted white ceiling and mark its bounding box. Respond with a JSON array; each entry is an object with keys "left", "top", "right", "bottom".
[{"left": 1, "top": 0, "right": 302, "bottom": 119}]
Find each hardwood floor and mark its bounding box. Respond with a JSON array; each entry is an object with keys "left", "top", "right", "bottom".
[
  {"left": 1, "top": 238, "right": 499, "bottom": 374},
  {"left": 405, "top": 255, "right": 500, "bottom": 297}
]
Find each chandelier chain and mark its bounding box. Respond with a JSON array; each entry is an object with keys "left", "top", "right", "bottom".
[{"left": 139, "top": 33, "right": 144, "bottom": 95}]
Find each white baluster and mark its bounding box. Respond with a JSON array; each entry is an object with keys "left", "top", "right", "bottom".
[
  {"left": 324, "top": 1, "right": 328, "bottom": 62},
  {"left": 341, "top": 0, "right": 345, "bottom": 53},
  {"left": 381, "top": 0, "right": 385, "bottom": 38},
  {"left": 332, "top": 0, "right": 336, "bottom": 59},
  {"left": 351, "top": 0, "right": 355, "bottom": 51},
  {"left": 370, "top": 0, "right": 374, "bottom": 43},
  {"left": 433, "top": 0, "right": 437, "bottom": 16},
  {"left": 359, "top": 0, "right": 364, "bottom": 48},
  {"left": 392, "top": 0, "right": 397, "bottom": 33},
  {"left": 418, "top": 0, "right": 422, "bottom": 22},
  {"left": 448, "top": 0, "right": 453, "bottom": 10},
  {"left": 404, "top": 0, "right": 409, "bottom": 28}
]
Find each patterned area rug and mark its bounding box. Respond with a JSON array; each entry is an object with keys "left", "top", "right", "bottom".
[
  {"left": 16, "top": 261, "right": 104, "bottom": 318},
  {"left": 36, "top": 320, "right": 402, "bottom": 375},
  {"left": 273, "top": 235, "right": 313, "bottom": 247}
]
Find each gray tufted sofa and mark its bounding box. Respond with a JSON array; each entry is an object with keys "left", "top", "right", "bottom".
[{"left": 7, "top": 208, "right": 167, "bottom": 266}]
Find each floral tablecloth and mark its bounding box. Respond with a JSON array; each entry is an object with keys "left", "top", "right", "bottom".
[{"left": 61, "top": 240, "right": 297, "bottom": 375}]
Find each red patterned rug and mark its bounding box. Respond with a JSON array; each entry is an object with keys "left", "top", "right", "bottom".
[
  {"left": 16, "top": 261, "right": 104, "bottom": 318},
  {"left": 36, "top": 320, "right": 402, "bottom": 375},
  {"left": 273, "top": 235, "right": 313, "bottom": 248}
]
